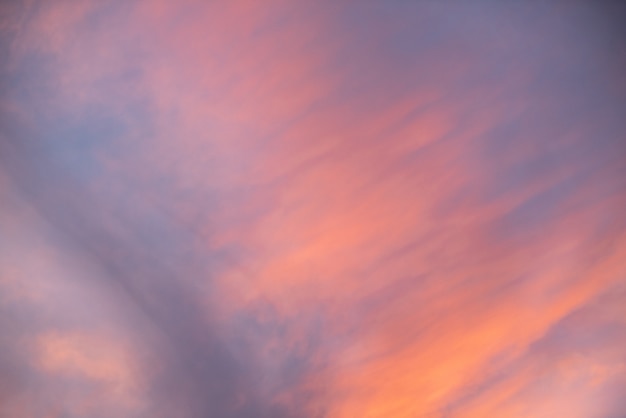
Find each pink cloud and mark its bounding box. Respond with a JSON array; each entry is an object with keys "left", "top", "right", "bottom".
[{"left": 1, "top": 1, "right": 625, "bottom": 417}]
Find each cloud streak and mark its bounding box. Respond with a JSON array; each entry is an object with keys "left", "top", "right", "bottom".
[{"left": 1, "top": 0, "right": 625, "bottom": 417}]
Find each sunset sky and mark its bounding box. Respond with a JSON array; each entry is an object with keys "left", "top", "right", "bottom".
[{"left": 1, "top": 1, "right": 625, "bottom": 417}]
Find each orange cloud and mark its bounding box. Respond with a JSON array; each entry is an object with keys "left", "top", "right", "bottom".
[{"left": 2, "top": 0, "right": 625, "bottom": 417}]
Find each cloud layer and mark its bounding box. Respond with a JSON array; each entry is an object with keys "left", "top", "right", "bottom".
[{"left": 1, "top": 1, "right": 625, "bottom": 417}]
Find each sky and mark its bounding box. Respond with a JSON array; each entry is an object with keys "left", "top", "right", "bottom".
[{"left": 1, "top": 1, "right": 625, "bottom": 417}]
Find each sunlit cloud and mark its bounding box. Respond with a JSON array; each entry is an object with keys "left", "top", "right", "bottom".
[{"left": 1, "top": 0, "right": 625, "bottom": 417}]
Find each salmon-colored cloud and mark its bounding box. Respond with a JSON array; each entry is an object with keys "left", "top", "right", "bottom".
[
  {"left": 35, "top": 330, "right": 143, "bottom": 413},
  {"left": 1, "top": 0, "right": 625, "bottom": 417}
]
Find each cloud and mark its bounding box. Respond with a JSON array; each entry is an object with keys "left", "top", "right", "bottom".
[{"left": 1, "top": 0, "right": 625, "bottom": 417}]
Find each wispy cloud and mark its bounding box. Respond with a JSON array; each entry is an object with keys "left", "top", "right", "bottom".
[{"left": 1, "top": 1, "right": 625, "bottom": 417}]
